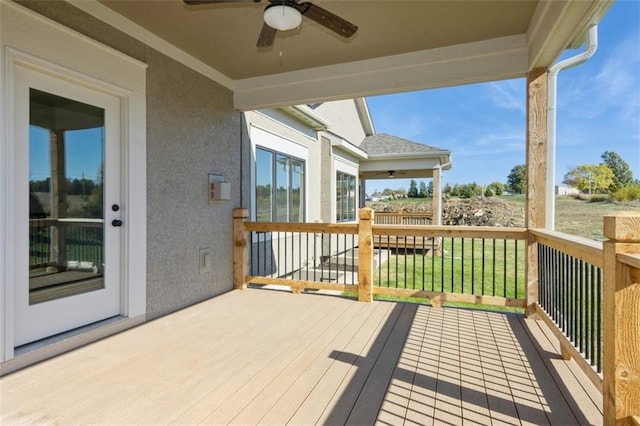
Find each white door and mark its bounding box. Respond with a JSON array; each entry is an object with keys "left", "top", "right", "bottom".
[{"left": 14, "top": 64, "right": 122, "bottom": 346}]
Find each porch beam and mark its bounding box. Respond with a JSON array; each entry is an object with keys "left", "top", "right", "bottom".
[{"left": 525, "top": 68, "right": 548, "bottom": 315}]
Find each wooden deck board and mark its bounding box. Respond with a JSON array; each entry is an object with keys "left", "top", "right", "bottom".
[{"left": 0, "top": 289, "right": 602, "bottom": 425}]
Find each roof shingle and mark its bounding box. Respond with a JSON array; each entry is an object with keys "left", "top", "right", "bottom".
[{"left": 360, "top": 133, "right": 448, "bottom": 156}]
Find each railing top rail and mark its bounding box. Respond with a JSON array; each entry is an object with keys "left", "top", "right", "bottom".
[
  {"left": 29, "top": 218, "right": 104, "bottom": 227},
  {"left": 530, "top": 228, "right": 603, "bottom": 268},
  {"left": 244, "top": 220, "right": 528, "bottom": 239},
  {"left": 617, "top": 252, "right": 640, "bottom": 269},
  {"left": 244, "top": 221, "right": 358, "bottom": 234},
  {"left": 373, "top": 225, "right": 528, "bottom": 240},
  {"left": 374, "top": 212, "right": 433, "bottom": 217}
]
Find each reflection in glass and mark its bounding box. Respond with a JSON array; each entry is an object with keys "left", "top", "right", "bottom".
[
  {"left": 254, "top": 147, "right": 305, "bottom": 223},
  {"left": 336, "top": 171, "right": 356, "bottom": 222},
  {"left": 255, "top": 148, "right": 273, "bottom": 222},
  {"left": 276, "top": 154, "right": 290, "bottom": 222},
  {"left": 28, "top": 89, "right": 105, "bottom": 304}
]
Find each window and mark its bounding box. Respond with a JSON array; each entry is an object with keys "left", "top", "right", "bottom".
[
  {"left": 256, "top": 147, "right": 305, "bottom": 222},
  {"left": 336, "top": 171, "right": 356, "bottom": 222}
]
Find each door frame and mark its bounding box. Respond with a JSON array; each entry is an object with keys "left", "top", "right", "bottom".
[
  {"left": 14, "top": 65, "right": 123, "bottom": 346},
  {"left": 0, "top": 1, "right": 147, "bottom": 362}
]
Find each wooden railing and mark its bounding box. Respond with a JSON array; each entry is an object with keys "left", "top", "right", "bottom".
[
  {"left": 234, "top": 208, "right": 640, "bottom": 423},
  {"left": 530, "top": 229, "right": 604, "bottom": 389},
  {"left": 29, "top": 218, "right": 104, "bottom": 270},
  {"left": 374, "top": 211, "right": 433, "bottom": 226}
]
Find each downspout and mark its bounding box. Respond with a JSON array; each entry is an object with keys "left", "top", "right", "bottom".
[{"left": 546, "top": 25, "right": 598, "bottom": 230}]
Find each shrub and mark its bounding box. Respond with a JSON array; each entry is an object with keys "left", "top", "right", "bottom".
[
  {"left": 571, "top": 193, "right": 610, "bottom": 203},
  {"left": 611, "top": 184, "right": 640, "bottom": 202}
]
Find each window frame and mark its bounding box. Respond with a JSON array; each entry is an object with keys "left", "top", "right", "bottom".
[
  {"left": 255, "top": 146, "right": 306, "bottom": 223},
  {"left": 336, "top": 170, "right": 357, "bottom": 222}
]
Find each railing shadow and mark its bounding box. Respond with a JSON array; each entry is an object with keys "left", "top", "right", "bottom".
[{"left": 325, "top": 303, "right": 594, "bottom": 425}]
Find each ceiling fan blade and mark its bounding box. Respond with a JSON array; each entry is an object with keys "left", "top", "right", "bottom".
[
  {"left": 184, "top": 0, "right": 259, "bottom": 5},
  {"left": 298, "top": 2, "right": 358, "bottom": 38},
  {"left": 257, "top": 22, "right": 277, "bottom": 48}
]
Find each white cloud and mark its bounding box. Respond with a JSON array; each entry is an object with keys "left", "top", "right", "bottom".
[{"left": 486, "top": 80, "right": 526, "bottom": 112}]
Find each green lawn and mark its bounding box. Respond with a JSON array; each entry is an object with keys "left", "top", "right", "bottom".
[{"left": 375, "top": 237, "right": 525, "bottom": 298}]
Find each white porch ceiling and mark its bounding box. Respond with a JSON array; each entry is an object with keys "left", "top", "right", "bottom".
[{"left": 84, "top": 0, "right": 611, "bottom": 110}]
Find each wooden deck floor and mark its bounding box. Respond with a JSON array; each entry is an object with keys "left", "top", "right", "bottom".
[{"left": 0, "top": 288, "right": 602, "bottom": 425}]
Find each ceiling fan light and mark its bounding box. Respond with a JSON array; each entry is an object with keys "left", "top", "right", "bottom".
[{"left": 264, "top": 5, "right": 302, "bottom": 31}]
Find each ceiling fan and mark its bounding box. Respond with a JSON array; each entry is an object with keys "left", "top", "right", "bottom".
[
  {"left": 375, "top": 171, "right": 406, "bottom": 179},
  {"left": 183, "top": 0, "right": 358, "bottom": 48}
]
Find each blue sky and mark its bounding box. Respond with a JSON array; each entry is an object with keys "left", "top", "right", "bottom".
[
  {"left": 366, "top": 0, "right": 640, "bottom": 191},
  {"left": 29, "top": 126, "right": 103, "bottom": 182}
]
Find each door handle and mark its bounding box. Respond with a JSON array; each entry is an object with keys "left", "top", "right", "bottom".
[{"left": 111, "top": 219, "right": 123, "bottom": 227}]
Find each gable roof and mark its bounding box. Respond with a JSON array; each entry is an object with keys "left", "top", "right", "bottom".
[{"left": 361, "top": 134, "right": 449, "bottom": 157}]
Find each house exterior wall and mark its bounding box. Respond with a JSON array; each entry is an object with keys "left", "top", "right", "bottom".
[
  {"left": 244, "top": 109, "right": 317, "bottom": 222},
  {"left": 14, "top": 1, "right": 244, "bottom": 319},
  {"left": 313, "top": 100, "right": 367, "bottom": 147}
]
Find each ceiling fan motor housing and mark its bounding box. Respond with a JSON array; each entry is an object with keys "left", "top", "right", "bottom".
[{"left": 263, "top": 1, "right": 302, "bottom": 31}]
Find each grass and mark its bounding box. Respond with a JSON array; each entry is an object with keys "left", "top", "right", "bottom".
[
  {"left": 370, "top": 237, "right": 525, "bottom": 312},
  {"left": 500, "top": 195, "right": 640, "bottom": 240},
  {"left": 356, "top": 194, "right": 640, "bottom": 311}
]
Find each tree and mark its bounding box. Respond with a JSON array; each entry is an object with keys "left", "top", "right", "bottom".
[
  {"left": 427, "top": 180, "right": 434, "bottom": 198},
  {"left": 601, "top": 151, "right": 633, "bottom": 192},
  {"left": 418, "top": 181, "right": 428, "bottom": 198},
  {"left": 489, "top": 181, "right": 504, "bottom": 196},
  {"left": 484, "top": 186, "right": 494, "bottom": 197},
  {"left": 407, "top": 179, "right": 419, "bottom": 198},
  {"left": 563, "top": 164, "right": 614, "bottom": 194},
  {"left": 507, "top": 165, "right": 526, "bottom": 194}
]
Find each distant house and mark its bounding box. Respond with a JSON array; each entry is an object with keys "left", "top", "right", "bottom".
[{"left": 556, "top": 185, "right": 580, "bottom": 195}]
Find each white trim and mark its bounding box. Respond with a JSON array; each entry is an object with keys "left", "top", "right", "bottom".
[
  {"left": 283, "top": 105, "right": 330, "bottom": 131},
  {"left": 333, "top": 159, "right": 359, "bottom": 224},
  {"left": 249, "top": 125, "right": 309, "bottom": 223},
  {"left": 331, "top": 139, "right": 368, "bottom": 160},
  {"left": 1, "top": 1, "right": 146, "bottom": 362},
  {"left": 527, "top": 0, "right": 612, "bottom": 68},
  {"left": 249, "top": 119, "right": 315, "bottom": 147},
  {"left": 233, "top": 35, "right": 528, "bottom": 110},
  {"left": 354, "top": 98, "right": 375, "bottom": 136},
  {"left": 66, "top": 0, "right": 234, "bottom": 91}
]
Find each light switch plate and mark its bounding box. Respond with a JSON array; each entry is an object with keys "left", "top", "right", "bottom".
[{"left": 199, "top": 248, "right": 212, "bottom": 273}]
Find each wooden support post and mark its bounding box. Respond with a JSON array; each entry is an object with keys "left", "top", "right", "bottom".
[
  {"left": 233, "top": 208, "right": 249, "bottom": 290},
  {"left": 603, "top": 212, "right": 640, "bottom": 425},
  {"left": 525, "top": 68, "right": 548, "bottom": 317},
  {"left": 50, "top": 129, "right": 67, "bottom": 270},
  {"left": 358, "top": 208, "right": 374, "bottom": 302},
  {"left": 432, "top": 167, "right": 442, "bottom": 226}
]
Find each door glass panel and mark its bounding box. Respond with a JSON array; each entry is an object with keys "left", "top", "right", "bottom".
[{"left": 28, "top": 88, "right": 105, "bottom": 305}]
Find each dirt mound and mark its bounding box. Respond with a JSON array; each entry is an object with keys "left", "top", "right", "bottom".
[{"left": 368, "top": 197, "right": 520, "bottom": 227}]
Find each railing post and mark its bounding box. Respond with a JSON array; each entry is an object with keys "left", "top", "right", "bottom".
[
  {"left": 358, "top": 208, "right": 374, "bottom": 302},
  {"left": 603, "top": 212, "right": 640, "bottom": 424},
  {"left": 233, "top": 208, "right": 249, "bottom": 290}
]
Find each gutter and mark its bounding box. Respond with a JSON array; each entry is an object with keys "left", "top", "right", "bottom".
[{"left": 546, "top": 25, "right": 598, "bottom": 230}]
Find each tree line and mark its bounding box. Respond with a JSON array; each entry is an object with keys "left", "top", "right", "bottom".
[
  {"left": 393, "top": 150, "right": 637, "bottom": 202},
  {"left": 505, "top": 150, "right": 638, "bottom": 201}
]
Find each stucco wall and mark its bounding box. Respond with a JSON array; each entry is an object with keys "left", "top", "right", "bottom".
[
  {"left": 145, "top": 53, "right": 243, "bottom": 318},
  {"left": 314, "top": 100, "right": 367, "bottom": 146},
  {"left": 19, "top": 1, "right": 245, "bottom": 319}
]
